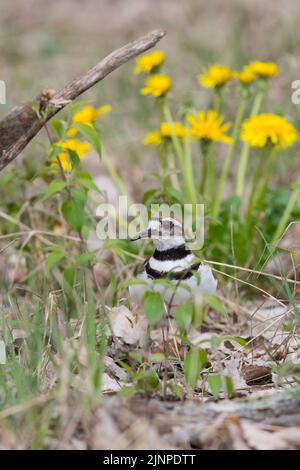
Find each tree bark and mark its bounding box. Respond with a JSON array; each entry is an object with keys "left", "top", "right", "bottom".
[
  {"left": 130, "top": 388, "right": 300, "bottom": 427},
  {"left": 0, "top": 29, "right": 165, "bottom": 172}
]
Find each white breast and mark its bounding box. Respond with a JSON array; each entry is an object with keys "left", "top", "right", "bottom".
[
  {"left": 148, "top": 254, "right": 195, "bottom": 273},
  {"left": 128, "top": 263, "right": 217, "bottom": 309}
]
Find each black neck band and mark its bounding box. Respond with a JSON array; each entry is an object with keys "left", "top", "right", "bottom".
[
  {"left": 153, "top": 244, "right": 191, "bottom": 261},
  {"left": 145, "top": 261, "right": 200, "bottom": 281}
]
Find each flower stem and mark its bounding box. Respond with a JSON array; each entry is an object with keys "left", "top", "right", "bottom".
[
  {"left": 214, "top": 88, "right": 222, "bottom": 114},
  {"left": 163, "top": 104, "right": 184, "bottom": 163},
  {"left": 158, "top": 100, "right": 168, "bottom": 189},
  {"left": 163, "top": 103, "right": 196, "bottom": 203},
  {"left": 183, "top": 133, "right": 198, "bottom": 204},
  {"left": 158, "top": 143, "right": 167, "bottom": 190},
  {"left": 208, "top": 142, "right": 216, "bottom": 204},
  {"left": 207, "top": 88, "right": 222, "bottom": 208},
  {"left": 251, "top": 86, "right": 266, "bottom": 116},
  {"left": 271, "top": 185, "right": 300, "bottom": 247},
  {"left": 212, "top": 94, "right": 247, "bottom": 219},
  {"left": 246, "top": 147, "right": 277, "bottom": 232},
  {"left": 199, "top": 142, "right": 208, "bottom": 198},
  {"left": 235, "top": 88, "right": 265, "bottom": 198},
  {"left": 244, "top": 156, "right": 264, "bottom": 228},
  {"left": 167, "top": 147, "right": 180, "bottom": 190},
  {"left": 256, "top": 148, "right": 277, "bottom": 211},
  {"left": 159, "top": 100, "right": 180, "bottom": 191}
]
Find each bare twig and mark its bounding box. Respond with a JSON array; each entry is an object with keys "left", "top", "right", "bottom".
[{"left": 0, "top": 29, "right": 165, "bottom": 171}]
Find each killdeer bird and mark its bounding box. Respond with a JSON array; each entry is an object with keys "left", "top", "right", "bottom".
[{"left": 129, "top": 217, "right": 217, "bottom": 307}]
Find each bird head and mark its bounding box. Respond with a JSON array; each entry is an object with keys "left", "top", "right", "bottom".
[{"left": 130, "top": 217, "right": 185, "bottom": 250}]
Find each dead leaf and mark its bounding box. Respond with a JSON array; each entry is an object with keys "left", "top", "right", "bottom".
[
  {"left": 241, "top": 420, "right": 300, "bottom": 450},
  {"left": 109, "top": 306, "right": 147, "bottom": 346},
  {"left": 223, "top": 357, "right": 247, "bottom": 390},
  {"left": 102, "top": 373, "right": 123, "bottom": 393},
  {"left": 242, "top": 365, "right": 273, "bottom": 386}
]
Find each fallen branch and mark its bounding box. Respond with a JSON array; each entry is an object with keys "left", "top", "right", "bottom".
[{"left": 0, "top": 29, "right": 165, "bottom": 171}]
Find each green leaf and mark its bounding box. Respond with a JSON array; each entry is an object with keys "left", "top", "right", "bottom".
[
  {"left": 143, "top": 291, "right": 165, "bottom": 327},
  {"left": 118, "top": 386, "right": 138, "bottom": 398},
  {"left": 142, "top": 188, "right": 160, "bottom": 205},
  {"left": 291, "top": 181, "right": 300, "bottom": 190},
  {"left": 48, "top": 143, "right": 63, "bottom": 160},
  {"left": 193, "top": 296, "right": 204, "bottom": 328},
  {"left": 148, "top": 353, "right": 165, "bottom": 362},
  {"left": 64, "top": 266, "right": 76, "bottom": 287},
  {"left": 42, "top": 180, "right": 66, "bottom": 202},
  {"left": 224, "top": 336, "right": 248, "bottom": 348},
  {"left": 46, "top": 248, "right": 65, "bottom": 271},
  {"left": 119, "top": 278, "right": 148, "bottom": 290},
  {"left": 175, "top": 301, "right": 194, "bottom": 331},
  {"left": 184, "top": 347, "right": 207, "bottom": 389},
  {"left": 128, "top": 352, "right": 143, "bottom": 364},
  {"left": 166, "top": 186, "right": 186, "bottom": 204},
  {"left": 74, "top": 252, "right": 95, "bottom": 267},
  {"left": 76, "top": 123, "right": 102, "bottom": 155},
  {"left": 67, "top": 149, "right": 81, "bottom": 168},
  {"left": 207, "top": 372, "right": 222, "bottom": 400},
  {"left": 152, "top": 278, "right": 177, "bottom": 291},
  {"left": 105, "top": 239, "right": 138, "bottom": 263},
  {"left": 62, "top": 198, "right": 84, "bottom": 232},
  {"left": 50, "top": 118, "right": 66, "bottom": 138},
  {"left": 71, "top": 188, "right": 87, "bottom": 205},
  {"left": 77, "top": 176, "right": 102, "bottom": 194},
  {"left": 136, "top": 370, "right": 159, "bottom": 392},
  {"left": 168, "top": 383, "right": 185, "bottom": 400},
  {"left": 224, "top": 375, "right": 234, "bottom": 399},
  {"left": 204, "top": 295, "right": 228, "bottom": 319}
]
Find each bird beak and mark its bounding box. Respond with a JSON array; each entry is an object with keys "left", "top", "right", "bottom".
[{"left": 130, "top": 228, "right": 151, "bottom": 241}]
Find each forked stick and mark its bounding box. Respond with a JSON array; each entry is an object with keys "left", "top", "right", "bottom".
[{"left": 0, "top": 29, "right": 165, "bottom": 171}]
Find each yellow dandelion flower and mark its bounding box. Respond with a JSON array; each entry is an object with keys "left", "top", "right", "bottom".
[
  {"left": 54, "top": 151, "right": 72, "bottom": 172},
  {"left": 186, "top": 110, "right": 233, "bottom": 144},
  {"left": 233, "top": 65, "right": 257, "bottom": 85},
  {"left": 134, "top": 51, "right": 165, "bottom": 74},
  {"left": 143, "top": 122, "right": 187, "bottom": 146},
  {"left": 94, "top": 104, "right": 112, "bottom": 117},
  {"left": 198, "top": 65, "right": 232, "bottom": 88},
  {"left": 66, "top": 127, "right": 79, "bottom": 137},
  {"left": 51, "top": 139, "right": 91, "bottom": 172},
  {"left": 160, "top": 122, "right": 187, "bottom": 139},
  {"left": 67, "top": 104, "right": 112, "bottom": 136},
  {"left": 143, "top": 131, "right": 162, "bottom": 146},
  {"left": 72, "top": 105, "right": 96, "bottom": 124},
  {"left": 241, "top": 113, "right": 299, "bottom": 149},
  {"left": 140, "top": 74, "right": 171, "bottom": 97},
  {"left": 72, "top": 105, "right": 112, "bottom": 124},
  {"left": 59, "top": 139, "right": 91, "bottom": 157},
  {"left": 249, "top": 61, "right": 279, "bottom": 78}
]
